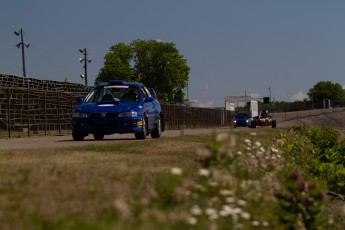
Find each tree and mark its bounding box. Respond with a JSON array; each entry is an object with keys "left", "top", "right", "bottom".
[
  {"left": 96, "top": 43, "right": 132, "bottom": 84},
  {"left": 307, "top": 81, "right": 345, "bottom": 108},
  {"left": 95, "top": 39, "right": 190, "bottom": 103}
]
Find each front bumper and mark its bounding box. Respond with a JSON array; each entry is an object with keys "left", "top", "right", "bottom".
[{"left": 71, "top": 117, "right": 143, "bottom": 134}]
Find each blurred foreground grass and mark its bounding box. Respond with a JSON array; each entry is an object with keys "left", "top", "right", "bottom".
[{"left": 0, "top": 128, "right": 343, "bottom": 229}]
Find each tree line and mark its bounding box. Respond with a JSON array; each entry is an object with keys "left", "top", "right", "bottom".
[
  {"left": 95, "top": 40, "right": 345, "bottom": 110},
  {"left": 236, "top": 81, "right": 345, "bottom": 113}
]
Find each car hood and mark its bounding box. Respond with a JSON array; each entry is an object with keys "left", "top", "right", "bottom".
[
  {"left": 74, "top": 102, "right": 143, "bottom": 114},
  {"left": 235, "top": 117, "right": 249, "bottom": 121}
]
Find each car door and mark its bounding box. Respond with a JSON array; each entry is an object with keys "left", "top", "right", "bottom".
[{"left": 141, "top": 86, "right": 156, "bottom": 130}]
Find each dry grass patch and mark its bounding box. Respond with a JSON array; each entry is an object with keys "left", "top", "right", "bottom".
[{"left": 0, "top": 135, "right": 208, "bottom": 229}]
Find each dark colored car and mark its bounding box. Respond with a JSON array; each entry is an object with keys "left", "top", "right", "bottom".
[
  {"left": 71, "top": 80, "right": 163, "bottom": 141},
  {"left": 233, "top": 112, "right": 250, "bottom": 128}
]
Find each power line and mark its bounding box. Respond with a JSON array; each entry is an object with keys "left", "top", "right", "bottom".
[{"left": 25, "top": 34, "right": 79, "bottom": 69}]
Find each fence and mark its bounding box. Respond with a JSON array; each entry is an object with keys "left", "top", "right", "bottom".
[
  {"left": 0, "top": 87, "right": 233, "bottom": 138},
  {"left": 162, "top": 104, "right": 233, "bottom": 129},
  {"left": 0, "top": 88, "right": 85, "bottom": 137}
]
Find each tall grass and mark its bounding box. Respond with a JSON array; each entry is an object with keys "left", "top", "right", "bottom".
[{"left": 0, "top": 128, "right": 342, "bottom": 229}]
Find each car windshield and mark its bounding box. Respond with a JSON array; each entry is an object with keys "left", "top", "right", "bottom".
[
  {"left": 84, "top": 85, "right": 139, "bottom": 103},
  {"left": 235, "top": 113, "right": 249, "bottom": 118}
]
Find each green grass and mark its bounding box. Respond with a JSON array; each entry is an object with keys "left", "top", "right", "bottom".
[{"left": 0, "top": 128, "right": 343, "bottom": 229}]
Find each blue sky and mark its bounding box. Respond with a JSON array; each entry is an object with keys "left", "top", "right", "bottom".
[{"left": 2, "top": 1, "right": 345, "bottom": 107}]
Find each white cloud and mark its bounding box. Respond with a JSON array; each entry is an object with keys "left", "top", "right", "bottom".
[{"left": 290, "top": 92, "right": 308, "bottom": 102}]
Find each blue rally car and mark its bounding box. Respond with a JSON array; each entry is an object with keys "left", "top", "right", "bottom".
[
  {"left": 71, "top": 80, "right": 163, "bottom": 141},
  {"left": 233, "top": 111, "right": 251, "bottom": 128}
]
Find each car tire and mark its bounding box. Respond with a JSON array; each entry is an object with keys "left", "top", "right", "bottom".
[
  {"left": 93, "top": 133, "right": 104, "bottom": 140},
  {"left": 72, "top": 132, "right": 85, "bottom": 141},
  {"left": 151, "top": 117, "right": 162, "bottom": 138},
  {"left": 135, "top": 117, "right": 147, "bottom": 140},
  {"left": 271, "top": 120, "right": 277, "bottom": 128}
]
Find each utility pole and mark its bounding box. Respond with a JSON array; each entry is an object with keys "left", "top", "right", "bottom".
[
  {"left": 14, "top": 28, "right": 30, "bottom": 78},
  {"left": 79, "top": 48, "right": 91, "bottom": 86},
  {"left": 14, "top": 28, "right": 30, "bottom": 137}
]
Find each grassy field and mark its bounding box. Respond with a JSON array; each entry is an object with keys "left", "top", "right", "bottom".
[{"left": 0, "top": 128, "right": 343, "bottom": 229}]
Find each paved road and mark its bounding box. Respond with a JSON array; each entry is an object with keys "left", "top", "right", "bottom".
[{"left": 0, "top": 128, "right": 231, "bottom": 151}]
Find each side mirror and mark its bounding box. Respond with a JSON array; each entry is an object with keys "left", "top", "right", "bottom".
[
  {"left": 149, "top": 88, "right": 157, "bottom": 98},
  {"left": 76, "top": 97, "right": 84, "bottom": 104},
  {"left": 144, "top": 96, "right": 154, "bottom": 103}
]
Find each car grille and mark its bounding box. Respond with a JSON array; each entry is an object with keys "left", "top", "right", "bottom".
[{"left": 89, "top": 112, "right": 119, "bottom": 118}]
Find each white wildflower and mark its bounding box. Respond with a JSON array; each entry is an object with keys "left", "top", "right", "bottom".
[
  {"left": 250, "top": 132, "right": 257, "bottom": 136},
  {"left": 237, "top": 199, "right": 247, "bottom": 206},
  {"left": 276, "top": 139, "right": 284, "bottom": 145},
  {"left": 252, "top": 220, "right": 260, "bottom": 226},
  {"left": 219, "top": 189, "right": 233, "bottom": 196},
  {"left": 220, "top": 210, "right": 230, "bottom": 217},
  {"left": 198, "top": 168, "right": 211, "bottom": 177},
  {"left": 208, "top": 181, "right": 219, "bottom": 187},
  {"left": 205, "top": 208, "right": 217, "bottom": 216},
  {"left": 187, "top": 216, "right": 197, "bottom": 225},
  {"left": 170, "top": 167, "right": 182, "bottom": 175},
  {"left": 221, "top": 205, "right": 233, "bottom": 216},
  {"left": 226, "top": 197, "right": 235, "bottom": 203},
  {"left": 237, "top": 151, "right": 242, "bottom": 155},
  {"left": 233, "top": 207, "right": 242, "bottom": 214},
  {"left": 255, "top": 141, "right": 261, "bottom": 147},
  {"left": 209, "top": 213, "right": 219, "bottom": 221},
  {"left": 260, "top": 147, "right": 265, "bottom": 152},
  {"left": 190, "top": 205, "right": 202, "bottom": 216},
  {"left": 241, "top": 211, "right": 251, "bottom": 220},
  {"left": 271, "top": 147, "right": 279, "bottom": 153},
  {"left": 245, "top": 139, "right": 251, "bottom": 143}
]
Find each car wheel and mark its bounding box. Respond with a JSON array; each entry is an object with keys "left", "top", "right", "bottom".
[
  {"left": 72, "top": 132, "right": 85, "bottom": 141},
  {"left": 135, "top": 117, "right": 147, "bottom": 140},
  {"left": 93, "top": 133, "right": 104, "bottom": 140},
  {"left": 271, "top": 120, "right": 277, "bottom": 128},
  {"left": 151, "top": 117, "right": 162, "bottom": 138}
]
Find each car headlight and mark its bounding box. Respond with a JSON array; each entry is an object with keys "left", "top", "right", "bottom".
[
  {"left": 118, "top": 111, "right": 138, "bottom": 117},
  {"left": 72, "top": 112, "right": 88, "bottom": 118}
]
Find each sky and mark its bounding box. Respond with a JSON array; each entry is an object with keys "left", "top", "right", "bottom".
[{"left": 2, "top": 1, "right": 345, "bottom": 107}]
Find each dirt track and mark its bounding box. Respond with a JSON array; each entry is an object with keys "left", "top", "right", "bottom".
[
  {"left": 0, "top": 128, "right": 231, "bottom": 151},
  {"left": 2, "top": 109, "right": 345, "bottom": 151}
]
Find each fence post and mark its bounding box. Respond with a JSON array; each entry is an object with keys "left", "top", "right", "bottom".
[
  {"left": 27, "top": 88, "right": 30, "bottom": 137},
  {"left": 57, "top": 92, "right": 62, "bottom": 135},
  {"left": 44, "top": 92, "right": 47, "bottom": 136},
  {"left": 7, "top": 89, "right": 11, "bottom": 139}
]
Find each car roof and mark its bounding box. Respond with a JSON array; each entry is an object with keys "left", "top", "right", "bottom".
[{"left": 97, "top": 80, "right": 144, "bottom": 88}]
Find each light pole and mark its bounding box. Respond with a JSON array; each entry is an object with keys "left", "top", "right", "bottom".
[
  {"left": 79, "top": 48, "right": 91, "bottom": 86},
  {"left": 14, "top": 28, "right": 30, "bottom": 78}
]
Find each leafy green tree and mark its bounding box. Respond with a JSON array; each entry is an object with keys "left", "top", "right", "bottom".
[
  {"left": 307, "top": 81, "right": 345, "bottom": 108},
  {"left": 96, "top": 39, "right": 190, "bottom": 103},
  {"left": 96, "top": 43, "right": 132, "bottom": 84}
]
